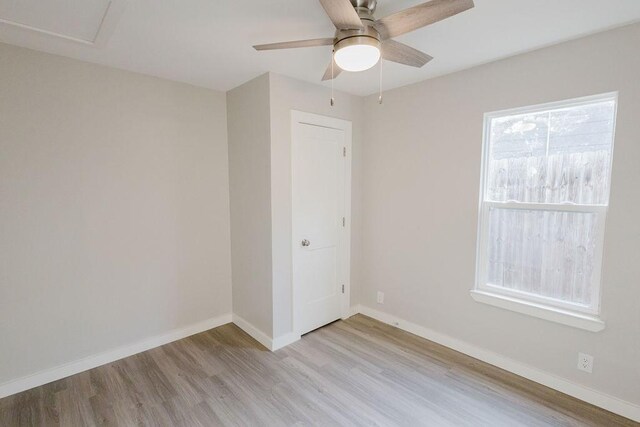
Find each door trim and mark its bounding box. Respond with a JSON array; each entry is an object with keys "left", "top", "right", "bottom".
[{"left": 291, "top": 110, "right": 352, "bottom": 336}]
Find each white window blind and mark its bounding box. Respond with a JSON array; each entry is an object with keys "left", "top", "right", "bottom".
[{"left": 475, "top": 94, "right": 617, "bottom": 316}]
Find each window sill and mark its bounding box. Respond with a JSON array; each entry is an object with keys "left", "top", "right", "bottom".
[{"left": 470, "top": 290, "right": 605, "bottom": 332}]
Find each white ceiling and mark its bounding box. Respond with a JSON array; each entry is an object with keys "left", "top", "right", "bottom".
[{"left": 1, "top": 0, "right": 640, "bottom": 96}]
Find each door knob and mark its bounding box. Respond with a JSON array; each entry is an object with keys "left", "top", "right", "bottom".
[{"left": 301, "top": 239, "right": 310, "bottom": 247}]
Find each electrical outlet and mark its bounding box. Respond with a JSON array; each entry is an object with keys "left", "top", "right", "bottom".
[
  {"left": 577, "top": 353, "right": 594, "bottom": 373},
  {"left": 376, "top": 291, "right": 384, "bottom": 304}
]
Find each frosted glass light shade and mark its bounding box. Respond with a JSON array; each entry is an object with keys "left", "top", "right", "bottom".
[{"left": 334, "top": 37, "right": 380, "bottom": 72}]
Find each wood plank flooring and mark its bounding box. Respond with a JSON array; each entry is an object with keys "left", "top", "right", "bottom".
[{"left": 0, "top": 314, "right": 636, "bottom": 426}]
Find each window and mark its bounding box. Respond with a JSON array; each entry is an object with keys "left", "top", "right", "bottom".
[{"left": 472, "top": 93, "right": 617, "bottom": 331}]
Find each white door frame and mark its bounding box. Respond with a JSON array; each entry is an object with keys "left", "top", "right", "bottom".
[{"left": 291, "top": 110, "right": 352, "bottom": 335}]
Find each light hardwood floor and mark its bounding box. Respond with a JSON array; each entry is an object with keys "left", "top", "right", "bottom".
[{"left": 0, "top": 314, "right": 636, "bottom": 426}]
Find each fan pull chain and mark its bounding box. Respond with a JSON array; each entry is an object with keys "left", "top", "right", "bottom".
[
  {"left": 378, "top": 57, "right": 383, "bottom": 104},
  {"left": 330, "top": 49, "right": 335, "bottom": 107}
]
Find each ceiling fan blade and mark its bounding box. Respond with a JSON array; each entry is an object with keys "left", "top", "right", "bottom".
[
  {"left": 319, "top": 0, "right": 364, "bottom": 30},
  {"left": 375, "top": 0, "right": 474, "bottom": 39},
  {"left": 382, "top": 40, "right": 433, "bottom": 67},
  {"left": 253, "top": 38, "right": 334, "bottom": 51},
  {"left": 322, "top": 58, "right": 342, "bottom": 81}
]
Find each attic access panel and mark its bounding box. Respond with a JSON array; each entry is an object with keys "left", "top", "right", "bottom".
[{"left": 0, "top": 0, "right": 116, "bottom": 44}]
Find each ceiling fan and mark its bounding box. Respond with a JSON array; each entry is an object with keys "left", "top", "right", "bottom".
[{"left": 253, "top": 0, "right": 475, "bottom": 81}]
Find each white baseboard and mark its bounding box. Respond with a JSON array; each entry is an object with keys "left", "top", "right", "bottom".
[
  {"left": 355, "top": 305, "right": 639, "bottom": 422},
  {"left": 231, "top": 314, "right": 273, "bottom": 350},
  {"left": 0, "top": 313, "right": 232, "bottom": 399},
  {"left": 231, "top": 314, "right": 300, "bottom": 351},
  {"left": 345, "top": 305, "right": 361, "bottom": 318},
  {"left": 272, "top": 332, "right": 301, "bottom": 351}
]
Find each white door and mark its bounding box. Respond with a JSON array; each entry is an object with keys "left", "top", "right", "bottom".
[{"left": 292, "top": 111, "right": 351, "bottom": 336}]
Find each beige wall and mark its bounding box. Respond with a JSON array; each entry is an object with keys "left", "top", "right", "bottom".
[
  {"left": 360, "top": 23, "right": 640, "bottom": 405},
  {"left": 0, "top": 43, "right": 232, "bottom": 384},
  {"left": 269, "top": 73, "right": 364, "bottom": 339},
  {"left": 227, "top": 74, "right": 273, "bottom": 336}
]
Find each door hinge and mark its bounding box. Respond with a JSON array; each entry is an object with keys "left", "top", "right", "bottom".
[
  {"left": 342, "top": 284, "right": 345, "bottom": 294},
  {"left": 342, "top": 217, "right": 345, "bottom": 227},
  {"left": 343, "top": 147, "right": 346, "bottom": 157}
]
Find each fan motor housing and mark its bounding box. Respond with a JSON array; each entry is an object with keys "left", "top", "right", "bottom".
[{"left": 334, "top": 22, "right": 381, "bottom": 53}]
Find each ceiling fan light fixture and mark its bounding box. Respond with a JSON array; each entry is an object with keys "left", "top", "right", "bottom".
[
  {"left": 333, "top": 36, "right": 380, "bottom": 72},
  {"left": 253, "top": 0, "right": 476, "bottom": 81}
]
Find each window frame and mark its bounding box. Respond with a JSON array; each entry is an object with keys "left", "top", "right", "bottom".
[{"left": 473, "top": 93, "right": 618, "bottom": 329}]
